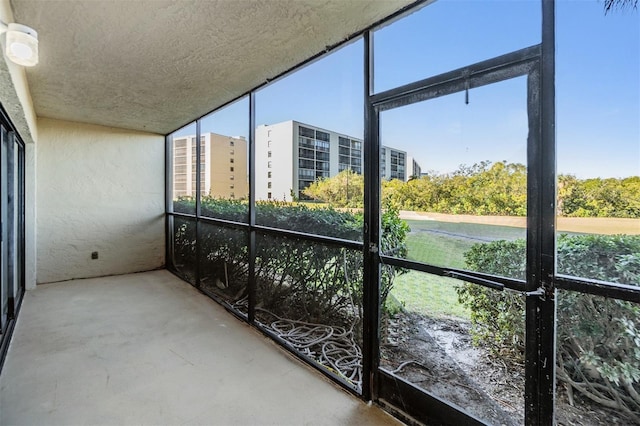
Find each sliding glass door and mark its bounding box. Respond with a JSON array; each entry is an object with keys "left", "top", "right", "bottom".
[
  {"left": 1, "top": 125, "right": 8, "bottom": 332},
  {"left": 0, "top": 108, "right": 26, "bottom": 369}
]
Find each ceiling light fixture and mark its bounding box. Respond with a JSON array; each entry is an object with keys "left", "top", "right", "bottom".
[{"left": 0, "top": 21, "right": 38, "bottom": 67}]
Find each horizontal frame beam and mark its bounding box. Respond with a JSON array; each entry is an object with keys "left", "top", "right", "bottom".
[
  {"left": 377, "top": 369, "right": 486, "bottom": 425},
  {"left": 166, "top": 212, "right": 364, "bottom": 250},
  {"left": 380, "top": 254, "right": 526, "bottom": 292},
  {"left": 371, "top": 44, "right": 541, "bottom": 110},
  {"left": 555, "top": 275, "right": 640, "bottom": 303}
]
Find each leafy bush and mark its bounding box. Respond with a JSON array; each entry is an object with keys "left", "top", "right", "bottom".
[
  {"left": 173, "top": 196, "right": 197, "bottom": 215},
  {"left": 457, "top": 234, "right": 640, "bottom": 421},
  {"left": 380, "top": 204, "right": 411, "bottom": 311},
  {"left": 456, "top": 240, "right": 526, "bottom": 362},
  {"left": 172, "top": 198, "right": 407, "bottom": 333}
]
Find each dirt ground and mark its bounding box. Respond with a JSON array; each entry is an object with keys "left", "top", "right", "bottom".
[
  {"left": 381, "top": 312, "right": 524, "bottom": 425},
  {"left": 380, "top": 311, "right": 635, "bottom": 425}
]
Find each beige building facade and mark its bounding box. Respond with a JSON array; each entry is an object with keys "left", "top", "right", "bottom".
[{"left": 173, "top": 132, "right": 248, "bottom": 199}]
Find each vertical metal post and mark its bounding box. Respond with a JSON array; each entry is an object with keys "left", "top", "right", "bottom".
[
  {"left": 362, "top": 30, "right": 381, "bottom": 402},
  {"left": 165, "top": 135, "right": 172, "bottom": 270},
  {"left": 539, "top": 0, "right": 557, "bottom": 422},
  {"left": 248, "top": 92, "right": 257, "bottom": 324},
  {"left": 195, "top": 120, "right": 202, "bottom": 288},
  {"left": 525, "top": 1, "right": 556, "bottom": 424},
  {"left": 18, "top": 141, "right": 24, "bottom": 304},
  {"left": 525, "top": 64, "right": 541, "bottom": 426}
]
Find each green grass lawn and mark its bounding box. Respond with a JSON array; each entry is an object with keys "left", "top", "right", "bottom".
[
  {"left": 405, "top": 233, "right": 470, "bottom": 269},
  {"left": 389, "top": 270, "right": 470, "bottom": 319},
  {"left": 403, "top": 219, "right": 526, "bottom": 241},
  {"left": 387, "top": 219, "right": 524, "bottom": 320},
  {"left": 388, "top": 229, "right": 472, "bottom": 320},
  {"left": 400, "top": 219, "right": 525, "bottom": 269}
]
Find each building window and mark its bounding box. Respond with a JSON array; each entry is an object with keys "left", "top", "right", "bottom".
[
  {"left": 230, "top": 158, "right": 234, "bottom": 163},
  {"left": 230, "top": 149, "right": 234, "bottom": 155},
  {"left": 229, "top": 140, "right": 235, "bottom": 146},
  {"left": 267, "top": 192, "right": 272, "bottom": 199},
  {"left": 316, "top": 130, "right": 330, "bottom": 142},
  {"left": 299, "top": 148, "right": 315, "bottom": 159},
  {"left": 268, "top": 140, "right": 272, "bottom": 147},
  {"left": 230, "top": 167, "right": 234, "bottom": 172},
  {"left": 230, "top": 175, "right": 234, "bottom": 180},
  {"left": 268, "top": 171, "right": 272, "bottom": 179},
  {"left": 315, "top": 140, "right": 330, "bottom": 151},
  {"left": 268, "top": 161, "right": 272, "bottom": 168},
  {"left": 230, "top": 184, "right": 234, "bottom": 189},
  {"left": 299, "top": 126, "right": 315, "bottom": 138},
  {"left": 268, "top": 151, "right": 272, "bottom": 158},
  {"left": 268, "top": 182, "right": 272, "bottom": 189},
  {"left": 299, "top": 159, "right": 315, "bottom": 169},
  {"left": 230, "top": 193, "right": 234, "bottom": 199}
]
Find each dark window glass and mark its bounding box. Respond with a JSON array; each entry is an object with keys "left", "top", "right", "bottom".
[{"left": 299, "top": 126, "right": 315, "bottom": 138}]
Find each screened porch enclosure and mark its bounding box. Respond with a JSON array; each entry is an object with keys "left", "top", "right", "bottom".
[
  {"left": 166, "top": 1, "right": 639, "bottom": 424},
  {"left": 0, "top": 0, "right": 638, "bottom": 425}
]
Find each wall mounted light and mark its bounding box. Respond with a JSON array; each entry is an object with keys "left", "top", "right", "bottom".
[{"left": 0, "top": 21, "right": 38, "bottom": 67}]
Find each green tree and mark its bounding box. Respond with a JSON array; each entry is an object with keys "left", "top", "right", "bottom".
[
  {"left": 303, "top": 169, "right": 364, "bottom": 208},
  {"left": 559, "top": 176, "right": 640, "bottom": 218},
  {"left": 301, "top": 161, "right": 638, "bottom": 219}
]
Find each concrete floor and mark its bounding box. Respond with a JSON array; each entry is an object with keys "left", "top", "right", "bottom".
[{"left": 0, "top": 270, "right": 401, "bottom": 425}]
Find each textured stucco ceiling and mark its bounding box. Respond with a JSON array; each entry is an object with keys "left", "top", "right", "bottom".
[{"left": 10, "top": 0, "right": 416, "bottom": 135}]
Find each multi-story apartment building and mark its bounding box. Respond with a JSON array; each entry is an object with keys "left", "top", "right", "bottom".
[
  {"left": 407, "top": 155, "right": 422, "bottom": 179},
  {"left": 381, "top": 146, "right": 407, "bottom": 181},
  {"left": 173, "top": 132, "right": 248, "bottom": 199},
  {"left": 256, "top": 120, "right": 420, "bottom": 201}
]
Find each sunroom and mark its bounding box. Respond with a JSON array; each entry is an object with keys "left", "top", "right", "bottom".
[{"left": 0, "top": 0, "right": 638, "bottom": 425}]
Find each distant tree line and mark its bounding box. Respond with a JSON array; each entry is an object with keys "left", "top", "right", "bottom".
[
  {"left": 559, "top": 174, "right": 640, "bottom": 218},
  {"left": 303, "top": 161, "right": 640, "bottom": 218}
]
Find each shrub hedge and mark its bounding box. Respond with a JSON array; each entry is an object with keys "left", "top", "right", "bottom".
[
  {"left": 172, "top": 198, "right": 408, "bottom": 333},
  {"left": 457, "top": 234, "right": 640, "bottom": 421}
]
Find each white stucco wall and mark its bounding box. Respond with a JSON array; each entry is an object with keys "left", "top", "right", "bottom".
[{"left": 36, "top": 118, "right": 165, "bottom": 283}]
